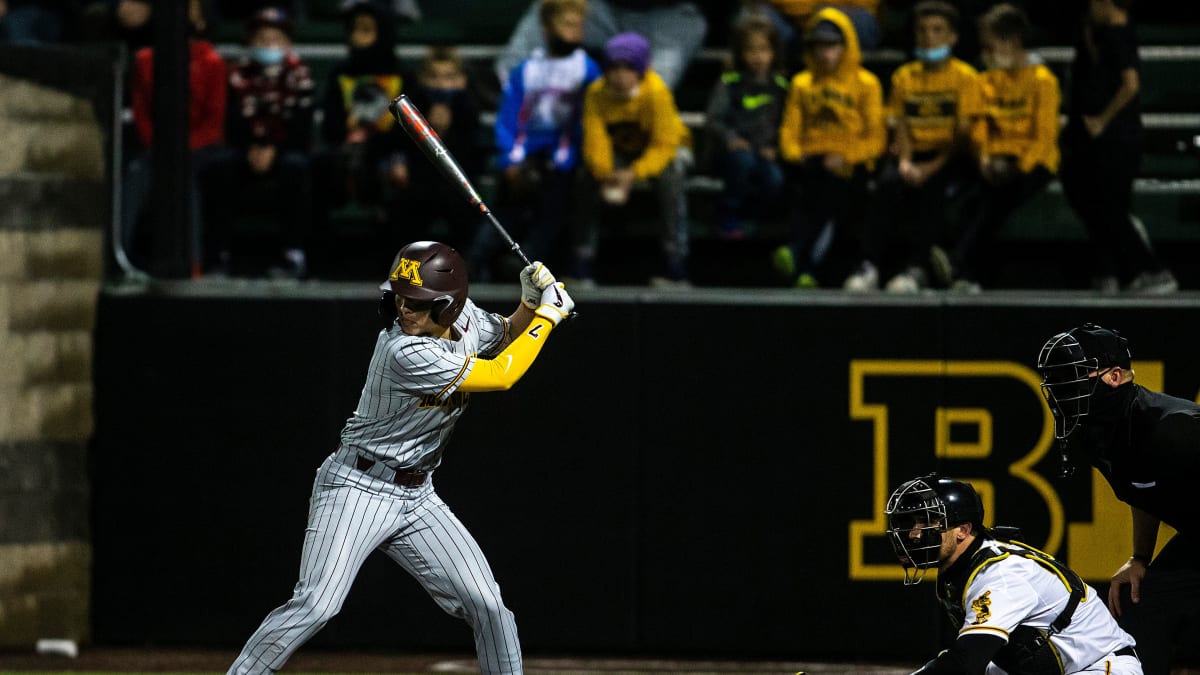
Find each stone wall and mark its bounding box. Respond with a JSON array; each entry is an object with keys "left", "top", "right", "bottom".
[{"left": 0, "top": 71, "right": 105, "bottom": 647}]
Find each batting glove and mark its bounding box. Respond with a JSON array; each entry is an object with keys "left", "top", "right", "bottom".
[
  {"left": 534, "top": 282, "right": 574, "bottom": 326},
  {"left": 520, "top": 261, "right": 557, "bottom": 309}
]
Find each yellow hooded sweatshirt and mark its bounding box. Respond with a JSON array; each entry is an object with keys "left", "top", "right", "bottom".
[
  {"left": 582, "top": 69, "right": 691, "bottom": 181},
  {"left": 778, "top": 7, "right": 885, "bottom": 168}
]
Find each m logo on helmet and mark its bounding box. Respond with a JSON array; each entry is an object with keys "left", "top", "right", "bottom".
[{"left": 390, "top": 258, "right": 424, "bottom": 286}]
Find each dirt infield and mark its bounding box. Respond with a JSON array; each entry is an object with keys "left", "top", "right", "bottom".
[{"left": 0, "top": 648, "right": 913, "bottom": 674}]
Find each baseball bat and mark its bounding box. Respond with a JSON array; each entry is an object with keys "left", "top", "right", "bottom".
[{"left": 388, "top": 94, "right": 530, "bottom": 267}]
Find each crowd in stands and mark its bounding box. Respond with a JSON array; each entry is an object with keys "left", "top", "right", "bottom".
[{"left": 0, "top": 0, "right": 1182, "bottom": 293}]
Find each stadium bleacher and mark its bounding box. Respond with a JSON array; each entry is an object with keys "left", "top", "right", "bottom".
[{"left": 207, "top": 3, "right": 1200, "bottom": 289}]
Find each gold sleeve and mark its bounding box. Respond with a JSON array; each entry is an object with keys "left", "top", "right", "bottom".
[{"left": 458, "top": 317, "right": 556, "bottom": 392}]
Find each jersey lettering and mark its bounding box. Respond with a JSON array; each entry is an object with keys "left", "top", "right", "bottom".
[
  {"left": 417, "top": 390, "right": 470, "bottom": 410},
  {"left": 390, "top": 258, "right": 424, "bottom": 286}
]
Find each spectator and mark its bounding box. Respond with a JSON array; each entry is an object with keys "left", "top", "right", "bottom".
[
  {"left": 205, "top": 7, "right": 315, "bottom": 279},
  {"left": 938, "top": 3, "right": 1058, "bottom": 292},
  {"left": 313, "top": 0, "right": 407, "bottom": 239},
  {"left": 391, "top": 45, "right": 484, "bottom": 252},
  {"left": 495, "top": 0, "right": 707, "bottom": 92},
  {"left": 121, "top": 0, "right": 227, "bottom": 276},
  {"left": 0, "top": 0, "right": 74, "bottom": 44},
  {"left": 470, "top": 0, "right": 601, "bottom": 281},
  {"left": 574, "top": 31, "right": 692, "bottom": 287},
  {"left": 846, "top": 0, "right": 982, "bottom": 292},
  {"left": 702, "top": 15, "right": 789, "bottom": 240},
  {"left": 1060, "top": 0, "right": 1177, "bottom": 293},
  {"left": 738, "top": 0, "right": 882, "bottom": 53},
  {"left": 772, "top": 8, "right": 884, "bottom": 288}
]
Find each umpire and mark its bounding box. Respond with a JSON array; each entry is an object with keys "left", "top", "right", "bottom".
[{"left": 1037, "top": 323, "right": 1200, "bottom": 674}]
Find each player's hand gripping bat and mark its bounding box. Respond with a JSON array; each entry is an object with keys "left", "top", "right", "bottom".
[{"left": 388, "top": 94, "right": 576, "bottom": 321}]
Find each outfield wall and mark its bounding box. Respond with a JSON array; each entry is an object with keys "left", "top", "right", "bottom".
[{"left": 91, "top": 285, "right": 1200, "bottom": 660}]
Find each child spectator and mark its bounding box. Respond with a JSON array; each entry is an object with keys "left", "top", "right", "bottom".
[
  {"left": 205, "top": 7, "right": 315, "bottom": 279},
  {"left": 771, "top": 8, "right": 884, "bottom": 288},
  {"left": 495, "top": 0, "right": 707, "bottom": 92},
  {"left": 1060, "top": 0, "right": 1177, "bottom": 293},
  {"left": 575, "top": 31, "right": 692, "bottom": 287},
  {"left": 847, "top": 0, "right": 982, "bottom": 292},
  {"left": 703, "top": 15, "right": 789, "bottom": 240},
  {"left": 390, "top": 45, "right": 484, "bottom": 252},
  {"left": 313, "top": 0, "right": 406, "bottom": 238},
  {"left": 470, "top": 0, "right": 600, "bottom": 281},
  {"left": 121, "top": 0, "right": 226, "bottom": 276},
  {"left": 939, "top": 3, "right": 1058, "bottom": 292}
]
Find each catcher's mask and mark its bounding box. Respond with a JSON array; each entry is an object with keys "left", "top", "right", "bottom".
[
  {"left": 886, "top": 475, "right": 984, "bottom": 585},
  {"left": 1036, "top": 323, "right": 1131, "bottom": 441},
  {"left": 379, "top": 241, "right": 468, "bottom": 328}
]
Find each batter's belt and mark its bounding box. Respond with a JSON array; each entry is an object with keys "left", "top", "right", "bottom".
[{"left": 336, "top": 446, "right": 429, "bottom": 487}]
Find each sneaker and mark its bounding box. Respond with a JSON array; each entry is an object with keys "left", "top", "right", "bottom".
[
  {"left": 717, "top": 214, "right": 744, "bottom": 240},
  {"left": 929, "top": 245, "right": 954, "bottom": 287},
  {"left": 649, "top": 276, "right": 692, "bottom": 290},
  {"left": 1126, "top": 269, "right": 1179, "bottom": 294},
  {"left": 1092, "top": 276, "right": 1119, "bottom": 294},
  {"left": 951, "top": 279, "right": 982, "bottom": 294},
  {"left": 843, "top": 261, "right": 879, "bottom": 292},
  {"left": 771, "top": 245, "right": 796, "bottom": 280},
  {"left": 795, "top": 272, "right": 818, "bottom": 289},
  {"left": 885, "top": 267, "right": 926, "bottom": 294},
  {"left": 563, "top": 276, "right": 597, "bottom": 290},
  {"left": 268, "top": 248, "right": 308, "bottom": 280}
]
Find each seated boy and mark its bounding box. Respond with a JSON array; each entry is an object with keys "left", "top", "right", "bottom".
[{"left": 574, "top": 31, "right": 692, "bottom": 287}]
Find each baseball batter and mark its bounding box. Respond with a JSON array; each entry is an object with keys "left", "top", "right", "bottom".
[
  {"left": 887, "top": 475, "right": 1142, "bottom": 675},
  {"left": 228, "top": 241, "right": 574, "bottom": 675}
]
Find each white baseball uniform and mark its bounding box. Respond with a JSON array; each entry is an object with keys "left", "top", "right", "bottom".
[
  {"left": 954, "top": 538, "right": 1142, "bottom": 675},
  {"left": 229, "top": 298, "right": 522, "bottom": 675}
]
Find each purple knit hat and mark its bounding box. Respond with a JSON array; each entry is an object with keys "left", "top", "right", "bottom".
[{"left": 604, "top": 32, "right": 651, "bottom": 75}]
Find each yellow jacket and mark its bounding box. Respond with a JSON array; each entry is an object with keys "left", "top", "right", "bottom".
[
  {"left": 778, "top": 7, "right": 885, "bottom": 167},
  {"left": 581, "top": 69, "right": 690, "bottom": 180},
  {"left": 888, "top": 57, "right": 983, "bottom": 154},
  {"left": 976, "top": 63, "right": 1061, "bottom": 173}
]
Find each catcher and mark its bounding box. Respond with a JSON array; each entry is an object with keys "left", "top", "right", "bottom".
[{"left": 886, "top": 474, "right": 1141, "bottom": 674}]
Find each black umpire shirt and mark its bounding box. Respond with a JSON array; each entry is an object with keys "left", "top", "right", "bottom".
[{"left": 1078, "top": 384, "right": 1200, "bottom": 536}]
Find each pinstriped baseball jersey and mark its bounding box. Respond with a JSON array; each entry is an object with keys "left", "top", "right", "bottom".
[
  {"left": 228, "top": 294, "right": 525, "bottom": 675},
  {"left": 340, "top": 299, "right": 508, "bottom": 471}
]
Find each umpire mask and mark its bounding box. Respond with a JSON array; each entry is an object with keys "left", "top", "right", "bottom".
[{"left": 1037, "top": 324, "right": 1131, "bottom": 440}]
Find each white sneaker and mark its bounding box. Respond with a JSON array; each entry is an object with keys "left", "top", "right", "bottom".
[
  {"left": 843, "top": 262, "right": 879, "bottom": 291},
  {"left": 563, "top": 277, "right": 598, "bottom": 290},
  {"left": 1126, "top": 270, "right": 1178, "bottom": 294},
  {"left": 885, "top": 267, "right": 925, "bottom": 294},
  {"left": 1092, "top": 276, "right": 1119, "bottom": 294},
  {"left": 648, "top": 276, "right": 693, "bottom": 290}
]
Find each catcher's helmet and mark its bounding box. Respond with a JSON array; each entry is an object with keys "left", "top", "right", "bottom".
[
  {"left": 1036, "top": 323, "right": 1131, "bottom": 439},
  {"left": 885, "top": 474, "right": 984, "bottom": 585},
  {"left": 380, "top": 241, "right": 468, "bottom": 327}
]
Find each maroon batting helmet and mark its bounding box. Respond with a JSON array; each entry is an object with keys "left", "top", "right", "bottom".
[{"left": 380, "top": 241, "right": 469, "bottom": 327}]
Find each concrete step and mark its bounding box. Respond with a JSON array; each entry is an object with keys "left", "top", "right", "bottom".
[
  {"left": 0, "top": 229, "right": 104, "bottom": 280},
  {"left": 0, "top": 382, "right": 93, "bottom": 442},
  {"left": 0, "top": 279, "right": 101, "bottom": 332},
  {"left": 0, "top": 175, "right": 106, "bottom": 231},
  {"left": 0, "top": 331, "right": 92, "bottom": 388}
]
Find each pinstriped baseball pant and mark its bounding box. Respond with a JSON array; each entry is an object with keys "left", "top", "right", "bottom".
[{"left": 229, "top": 457, "right": 522, "bottom": 674}]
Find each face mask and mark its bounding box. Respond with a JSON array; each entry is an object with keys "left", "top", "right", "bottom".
[
  {"left": 546, "top": 35, "right": 581, "bottom": 57},
  {"left": 251, "top": 46, "right": 285, "bottom": 66},
  {"left": 425, "top": 87, "right": 460, "bottom": 104},
  {"left": 915, "top": 44, "right": 951, "bottom": 63}
]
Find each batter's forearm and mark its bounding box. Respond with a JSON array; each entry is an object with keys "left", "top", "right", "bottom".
[{"left": 459, "top": 317, "right": 554, "bottom": 392}]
